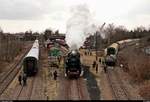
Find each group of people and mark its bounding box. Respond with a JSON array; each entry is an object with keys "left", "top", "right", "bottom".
[
  {"left": 18, "top": 73, "right": 27, "bottom": 86},
  {"left": 84, "top": 51, "right": 92, "bottom": 56},
  {"left": 18, "top": 70, "right": 58, "bottom": 85},
  {"left": 92, "top": 57, "right": 109, "bottom": 73},
  {"left": 49, "top": 70, "right": 58, "bottom": 80}
]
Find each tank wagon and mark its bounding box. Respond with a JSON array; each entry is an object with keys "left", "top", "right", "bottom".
[
  {"left": 23, "top": 40, "right": 39, "bottom": 76},
  {"left": 64, "top": 50, "right": 83, "bottom": 78}
]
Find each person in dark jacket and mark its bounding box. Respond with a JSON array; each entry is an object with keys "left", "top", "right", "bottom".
[
  {"left": 18, "top": 74, "right": 22, "bottom": 85},
  {"left": 23, "top": 74, "right": 27, "bottom": 86},
  {"left": 90, "top": 52, "right": 92, "bottom": 56},
  {"left": 57, "top": 56, "right": 61, "bottom": 65},
  {"left": 104, "top": 65, "right": 107, "bottom": 73},
  {"left": 84, "top": 51, "right": 87, "bottom": 56},
  {"left": 92, "top": 61, "right": 96, "bottom": 68},
  {"left": 96, "top": 64, "right": 98, "bottom": 73},
  {"left": 53, "top": 70, "right": 58, "bottom": 80}
]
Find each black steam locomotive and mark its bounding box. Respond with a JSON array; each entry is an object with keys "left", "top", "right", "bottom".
[{"left": 64, "top": 50, "right": 82, "bottom": 78}]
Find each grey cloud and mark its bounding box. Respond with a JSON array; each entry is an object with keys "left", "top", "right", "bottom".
[
  {"left": 128, "top": 1, "right": 150, "bottom": 18},
  {"left": 0, "top": 0, "right": 51, "bottom": 20},
  {"left": 50, "top": 12, "right": 67, "bottom": 21}
]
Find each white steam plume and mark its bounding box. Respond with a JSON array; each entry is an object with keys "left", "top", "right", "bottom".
[{"left": 65, "top": 4, "right": 97, "bottom": 50}]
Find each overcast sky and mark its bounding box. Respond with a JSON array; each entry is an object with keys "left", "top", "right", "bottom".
[{"left": 0, "top": 0, "right": 150, "bottom": 33}]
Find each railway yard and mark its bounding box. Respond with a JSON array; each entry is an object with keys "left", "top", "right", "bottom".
[
  {"left": 1, "top": 0, "right": 150, "bottom": 100},
  {"left": 0, "top": 38, "right": 149, "bottom": 100}
]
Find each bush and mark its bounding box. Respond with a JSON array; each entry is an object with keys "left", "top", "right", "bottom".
[
  {"left": 139, "top": 84, "right": 150, "bottom": 100},
  {"left": 117, "top": 53, "right": 129, "bottom": 72},
  {"left": 118, "top": 46, "right": 150, "bottom": 82},
  {"left": 128, "top": 49, "right": 150, "bottom": 82}
]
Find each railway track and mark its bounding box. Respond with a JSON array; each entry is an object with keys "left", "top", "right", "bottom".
[
  {"left": 104, "top": 39, "right": 140, "bottom": 100},
  {"left": 57, "top": 60, "right": 90, "bottom": 100},
  {"left": 0, "top": 45, "right": 32, "bottom": 95},
  {"left": 15, "top": 45, "right": 42, "bottom": 100},
  {"left": 15, "top": 85, "right": 24, "bottom": 100},
  {"left": 76, "top": 78, "right": 85, "bottom": 100},
  {"left": 64, "top": 78, "right": 89, "bottom": 100},
  {"left": 107, "top": 69, "right": 130, "bottom": 100},
  {"left": 67, "top": 79, "right": 81, "bottom": 100},
  {"left": 16, "top": 77, "right": 35, "bottom": 100}
]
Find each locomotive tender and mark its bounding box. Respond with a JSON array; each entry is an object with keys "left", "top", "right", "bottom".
[{"left": 23, "top": 40, "right": 39, "bottom": 76}]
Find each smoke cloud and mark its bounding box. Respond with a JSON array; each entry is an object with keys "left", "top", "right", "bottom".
[{"left": 65, "top": 4, "right": 97, "bottom": 50}]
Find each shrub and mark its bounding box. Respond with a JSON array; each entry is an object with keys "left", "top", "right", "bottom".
[
  {"left": 139, "top": 84, "right": 150, "bottom": 100},
  {"left": 128, "top": 49, "right": 150, "bottom": 82}
]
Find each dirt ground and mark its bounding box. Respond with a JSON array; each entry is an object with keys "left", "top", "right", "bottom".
[
  {"left": 80, "top": 49, "right": 143, "bottom": 100},
  {"left": 80, "top": 49, "right": 114, "bottom": 100}
]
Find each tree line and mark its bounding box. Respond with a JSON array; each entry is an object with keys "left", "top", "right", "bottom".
[
  {"left": 0, "top": 28, "right": 63, "bottom": 62},
  {"left": 0, "top": 32, "right": 23, "bottom": 62},
  {"left": 85, "top": 24, "right": 150, "bottom": 50}
]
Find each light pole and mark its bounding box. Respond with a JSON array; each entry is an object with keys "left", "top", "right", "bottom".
[
  {"left": 95, "top": 23, "right": 106, "bottom": 62},
  {"left": 95, "top": 31, "right": 98, "bottom": 61}
]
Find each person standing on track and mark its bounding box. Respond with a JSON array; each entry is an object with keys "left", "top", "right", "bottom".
[
  {"left": 23, "top": 73, "right": 27, "bottom": 86},
  {"left": 18, "top": 74, "right": 22, "bottom": 85},
  {"left": 103, "top": 58, "right": 107, "bottom": 73},
  {"left": 84, "top": 51, "right": 87, "bottom": 56},
  {"left": 92, "top": 61, "right": 96, "bottom": 68},
  {"left": 57, "top": 56, "right": 61, "bottom": 65},
  {"left": 96, "top": 63, "right": 98, "bottom": 73},
  {"left": 104, "top": 64, "right": 107, "bottom": 73},
  {"left": 100, "top": 57, "right": 107, "bottom": 73}
]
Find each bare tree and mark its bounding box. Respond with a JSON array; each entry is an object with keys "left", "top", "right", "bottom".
[
  {"left": 104, "top": 23, "right": 115, "bottom": 45},
  {"left": 0, "top": 31, "right": 2, "bottom": 60},
  {"left": 44, "top": 29, "right": 52, "bottom": 40},
  {"left": 0, "top": 32, "right": 23, "bottom": 62}
]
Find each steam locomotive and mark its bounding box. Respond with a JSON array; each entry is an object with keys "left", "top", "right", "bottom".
[{"left": 64, "top": 50, "right": 83, "bottom": 78}]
